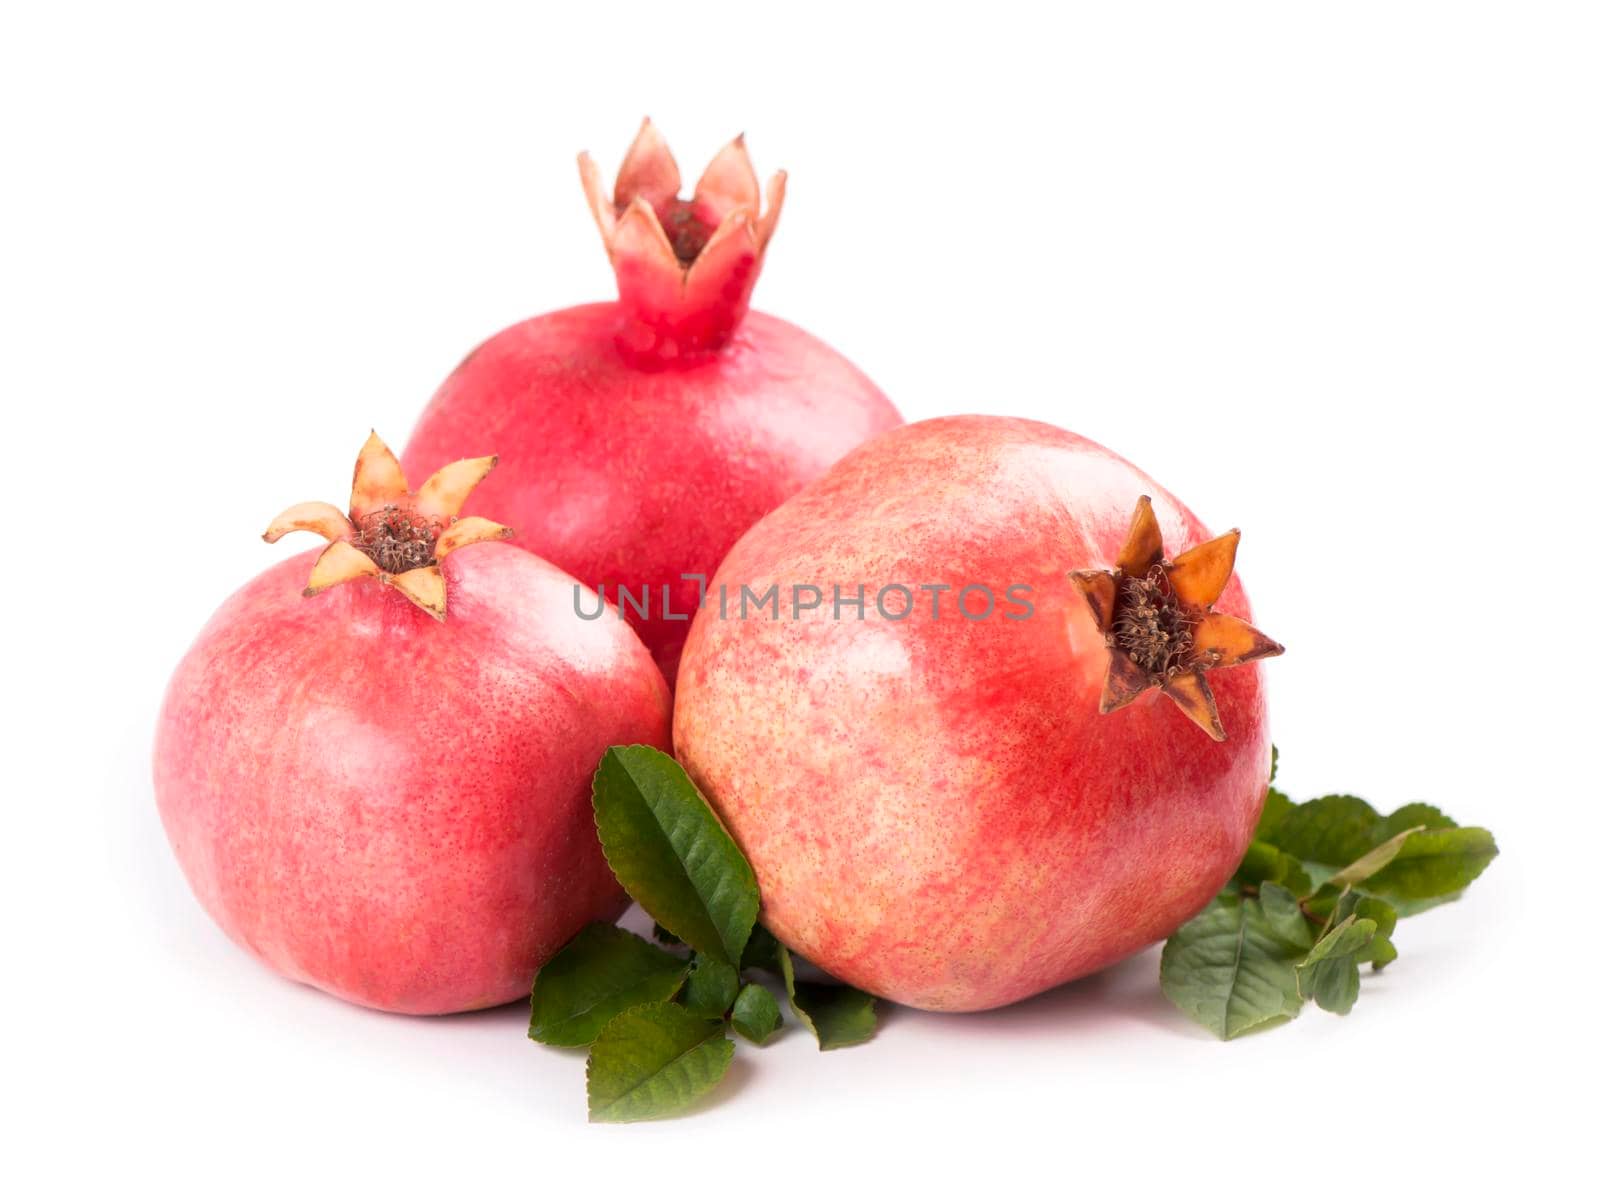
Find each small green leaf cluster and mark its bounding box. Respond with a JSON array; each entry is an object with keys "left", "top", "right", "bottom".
[
  {"left": 1160, "top": 747, "right": 1498, "bottom": 1039},
  {"left": 529, "top": 745, "right": 878, "bottom": 1122}
]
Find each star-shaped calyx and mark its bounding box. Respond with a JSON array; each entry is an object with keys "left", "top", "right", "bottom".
[
  {"left": 579, "top": 118, "right": 787, "bottom": 360},
  {"left": 262, "top": 432, "right": 511, "bottom": 621},
  {"left": 1069, "top": 496, "right": 1283, "bottom": 741}
]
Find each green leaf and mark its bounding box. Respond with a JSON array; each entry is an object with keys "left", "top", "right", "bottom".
[
  {"left": 1235, "top": 840, "right": 1312, "bottom": 897},
  {"left": 1167, "top": 749, "right": 1497, "bottom": 1038},
  {"left": 1159, "top": 893, "right": 1307, "bottom": 1040},
  {"left": 1384, "top": 891, "right": 1463, "bottom": 918},
  {"left": 730, "top": 984, "right": 783, "bottom": 1045},
  {"left": 1252, "top": 790, "right": 1493, "bottom": 908},
  {"left": 586, "top": 1003, "right": 734, "bottom": 1123},
  {"left": 1300, "top": 860, "right": 1342, "bottom": 890},
  {"left": 528, "top": 923, "right": 689, "bottom": 1047},
  {"left": 1359, "top": 828, "right": 1499, "bottom": 903},
  {"left": 1376, "top": 803, "right": 1457, "bottom": 837},
  {"left": 1366, "top": 936, "right": 1399, "bottom": 970},
  {"left": 1258, "top": 882, "right": 1313, "bottom": 949},
  {"left": 741, "top": 924, "right": 783, "bottom": 973},
  {"left": 1322, "top": 826, "right": 1425, "bottom": 890},
  {"left": 591, "top": 745, "right": 760, "bottom": 966},
  {"left": 681, "top": 954, "right": 740, "bottom": 1016},
  {"left": 774, "top": 941, "right": 877, "bottom": 1050},
  {"left": 1307, "top": 887, "right": 1396, "bottom": 939},
  {"left": 791, "top": 983, "right": 879, "bottom": 1051},
  {"left": 652, "top": 922, "right": 682, "bottom": 947},
  {"left": 1261, "top": 794, "right": 1381, "bottom": 867},
  {"left": 1300, "top": 955, "right": 1360, "bottom": 1013},
  {"left": 1354, "top": 894, "right": 1398, "bottom": 941},
  {"left": 1296, "top": 915, "right": 1377, "bottom": 1014},
  {"left": 1269, "top": 744, "right": 1279, "bottom": 783},
  {"left": 1255, "top": 787, "right": 1294, "bottom": 842}
]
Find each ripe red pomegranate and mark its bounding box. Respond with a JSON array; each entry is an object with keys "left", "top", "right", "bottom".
[
  {"left": 673, "top": 416, "right": 1282, "bottom": 1012},
  {"left": 402, "top": 120, "right": 903, "bottom": 683},
  {"left": 153, "top": 433, "right": 671, "bottom": 1014}
]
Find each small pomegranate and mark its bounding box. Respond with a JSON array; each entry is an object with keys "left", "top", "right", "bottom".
[
  {"left": 153, "top": 433, "right": 670, "bottom": 1014},
  {"left": 402, "top": 120, "right": 903, "bottom": 683},
  {"left": 673, "top": 416, "right": 1282, "bottom": 1012}
]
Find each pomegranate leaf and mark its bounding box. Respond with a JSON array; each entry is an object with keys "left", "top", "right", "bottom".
[
  {"left": 592, "top": 745, "right": 759, "bottom": 967},
  {"left": 1257, "top": 881, "right": 1313, "bottom": 949},
  {"left": 773, "top": 939, "right": 877, "bottom": 1050},
  {"left": 1295, "top": 914, "right": 1378, "bottom": 1015},
  {"left": 535, "top": 756, "right": 878, "bottom": 1122},
  {"left": 740, "top": 923, "right": 784, "bottom": 973},
  {"left": 586, "top": 1002, "right": 734, "bottom": 1123},
  {"left": 681, "top": 955, "right": 741, "bottom": 1016},
  {"left": 1258, "top": 795, "right": 1383, "bottom": 871},
  {"left": 1235, "top": 840, "right": 1313, "bottom": 898},
  {"left": 1359, "top": 827, "right": 1498, "bottom": 903},
  {"left": 1255, "top": 786, "right": 1294, "bottom": 842},
  {"left": 1365, "top": 935, "right": 1400, "bottom": 970},
  {"left": 730, "top": 984, "right": 784, "bottom": 1045},
  {"left": 1377, "top": 802, "right": 1458, "bottom": 836},
  {"left": 1342, "top": 893, "right": 1398, "bottom": 968},
  {"left": 1159, "top": 890, "right": 1306, "bottom": 1039},
  {"left": 529, "top": 923, "right": 690, "bottom": 1048},
  {"left": 731, "top": 922, "right": 872, "bottom": 1047},
  {"left": 1167, "top": 755, "right": 1497, "bottom": 1039},
  {"left": 1322, "top": 826, "right": 1426, "bottom": 890},
  {"left": 1250, "top": 785, "right": 1496, "bottom": 914},
  {"left": 1351, "top": 892, "right": 1398, "bottom": 942}
]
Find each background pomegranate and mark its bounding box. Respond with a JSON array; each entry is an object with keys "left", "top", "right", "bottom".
[
  {"left": 673, "top": 415, "right": 1280, "bottom": 1012},
  {"left": 401, "top": 120, "right": 903, "bottom": 683},
  {"left": 153, "top": 434, "right": 671, "bottom": 1014}
]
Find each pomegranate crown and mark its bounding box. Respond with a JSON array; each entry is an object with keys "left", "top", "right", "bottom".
[
  {"left": 262, "top": 432, "right": 511, "bottom": 621},
  {"left": 579, "top": 118, "right": 787, "bottom": 362},
  {"left": 1069, "top": 497, "right": 1284, "bottom": 741}
]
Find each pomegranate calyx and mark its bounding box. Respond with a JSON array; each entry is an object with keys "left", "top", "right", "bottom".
[
  {"left": 579, "top": 118, "right": 788, "bottom": 361},
  {"left": 1069, "top": 496, "right": 1283, "bottom": 742},
  {"left": 263, "top": 431, "right": 512, "bottom": 621}
]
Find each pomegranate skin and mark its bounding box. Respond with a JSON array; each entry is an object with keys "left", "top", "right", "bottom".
[
  {"left": 401, "top": 303, "right": 903, "bottom": 684},
  {"left": 154, "top": 543, "right": 671, "bottom": 1015},
  {"left": 673, "top": 416, "right": 1271, "bottom": 1012}
]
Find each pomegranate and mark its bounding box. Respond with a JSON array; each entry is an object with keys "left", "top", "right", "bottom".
[
  {"left": 153, "top": 433, "right": 671, "bottom": 1014},
  {"left": 402, "top": 119, "right": 903, "bottom": 683},
  {"left": 673, "top": 416, "right": 1282, "bottom": 1012}
]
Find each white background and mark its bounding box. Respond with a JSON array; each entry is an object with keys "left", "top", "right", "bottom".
[{"left": 6, "top": 2, "right": 1595, "bottom": 1188}]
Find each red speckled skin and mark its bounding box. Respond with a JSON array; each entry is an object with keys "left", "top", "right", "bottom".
[
  {"left": 154, "top": 544, "right": 671, "bottom": 1014},
  {"left": 401, "top": 303, "right": 902, "bottom": 685},
  {"left": 673, "top": 416, "right": 1271, "bottom": 1012}
]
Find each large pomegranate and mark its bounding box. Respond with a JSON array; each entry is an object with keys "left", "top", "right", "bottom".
[
  {"left": 673, "top": 416, "right": 1282, "bottom": 1012},
  {"left": 153, "top": 433, "right": 671, "bottom": 1014},
  {"left": 402, "top": 119, "right": 903, "bottom": 683}
]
